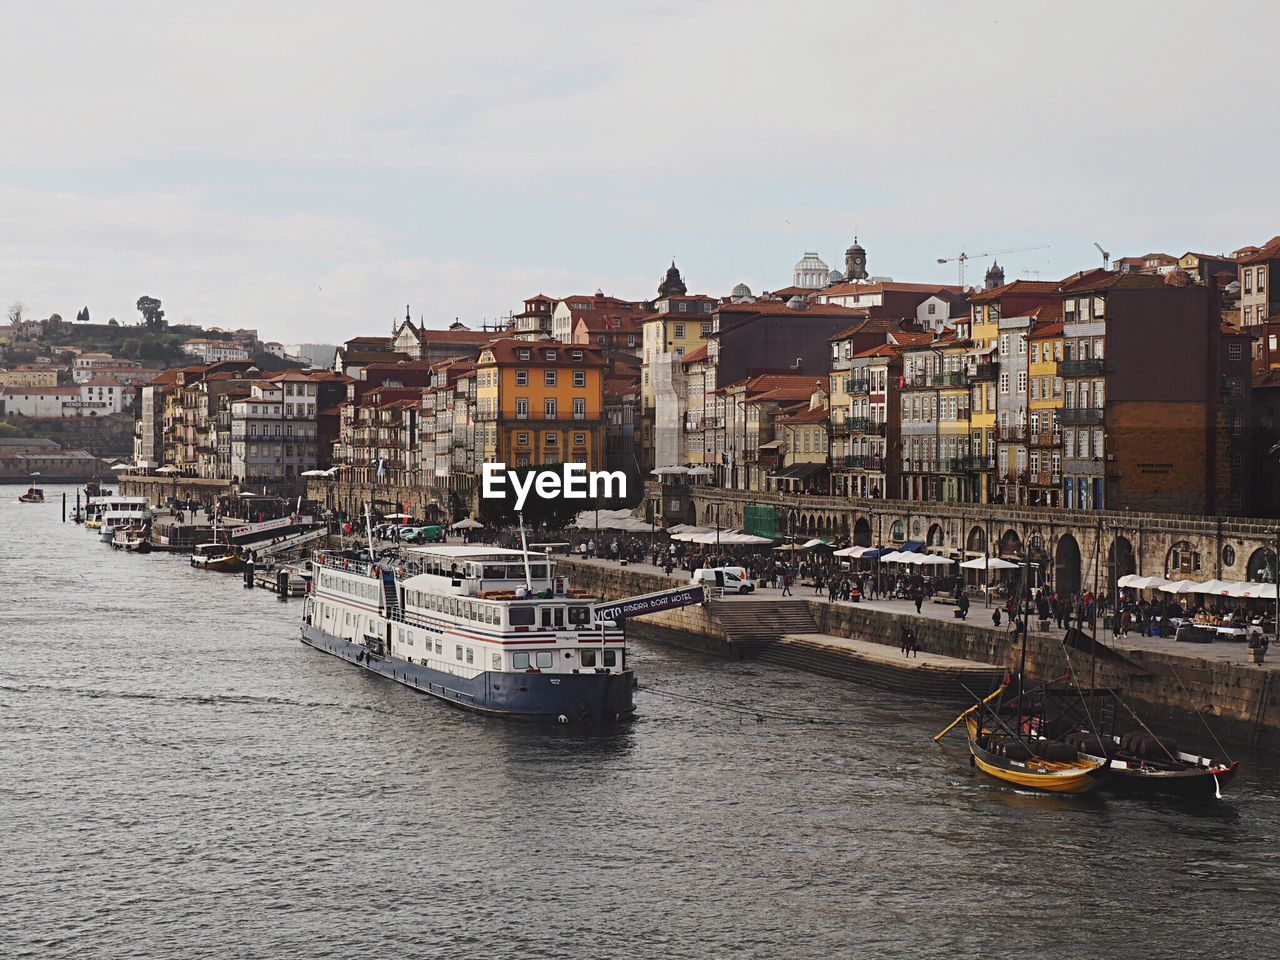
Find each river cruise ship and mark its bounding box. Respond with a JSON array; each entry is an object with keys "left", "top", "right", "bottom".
[{"left": 300, "top": 544, "right": 634, "bottom": 725}]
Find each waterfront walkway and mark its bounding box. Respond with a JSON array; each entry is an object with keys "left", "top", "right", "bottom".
[{"left": 565, "top": 555, "right": 1279, "bottom": 673}]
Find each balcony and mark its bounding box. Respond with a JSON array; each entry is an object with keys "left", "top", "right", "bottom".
[
  {"left": 849, "top": 378, "right": 870, "bottom": 395},
  {"left": 1029, "top": 431, "right": 1061, "bottom": 447},
  {"left": 932, "top": 371, "right": 967, "bottom": 387},
  {"left": 840, "top": 454, "right": 884, "bottom": 470},
  {"left": 702, "top": 415, "right": 724, "bottom": 429},
  {"left": 903, "top": 374, "right": 932, "bottom": 389},
  {"left": 1060, "top": 407, "right": 1104, "bottom": 425},
  {"left": 903, "top": 459, "right": 938, "bottom": 473},
  {"left": 1030, "top": 471, "right": 1062, "bottom": 486},
  {"left": 957, "top": 455, "right": 995, "bottom": 471},
  {"left": 1058, "top": 358, "right": 1105, "bottom": 377},
  {"left": 971, "top": 361, "right": 999, "bottom": 380},
  {"left": 995, "top": 425, "right": 1026, "bottom": 441},
  {"left": 829, "top": 420, "right": 853, "bottom": 437}
]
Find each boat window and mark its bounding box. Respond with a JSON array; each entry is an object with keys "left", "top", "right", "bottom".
[
  {"left": 553, "top": 607, "right": 564, "bottom": 628},
  {"left": 491, "top": 653, "right": 501, "bottom": 670},
  {"left": 603, "top": 650, "right": 617, "bottom": 667},
  {"left": 529, "top": 563, "right": 547, "bottom": 580},
  {"left": 535, "top": 651, "right": 554, "bottom": 669},
  {"left": 466, "top": 648, "right": 474, "bottom": 664},
  {"left": 513, "top": 652, "right": 530, "bottom": 669},
  {"left": 541, "top": 607, "right": 551, "bottom": 628},
  {"left": 434, "top": 640, "right": 442, "bottom": 654},
  {"left": 455, "top": 644, "right": 463, "bottom": 661},
  {"left": 568, "top": 606, "right": 590, "bottom": 625},
  {"left": 482, "top": 564, "right": 506, "bottom": 579},
  {"left": 509, "top": 606, "right": 535, "bottom": 626},
  {"left": 580, "top": 650, "right": 597, "bottom": 667}
]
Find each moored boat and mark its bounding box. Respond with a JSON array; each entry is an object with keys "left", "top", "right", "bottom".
[
  {"left": 191, "top": 542, "right": 243, "bottom": 572},
  {"left": 964, "top": 715, "right": 1109, "bottom": 794},
  {"left": 18, "top": 486, "right": 45, "bottom": 503},
  {"left": 300, "top": 540, "right": 634, "bottom": 725}
]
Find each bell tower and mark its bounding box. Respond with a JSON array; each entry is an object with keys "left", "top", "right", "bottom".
[{"left": 845, "top": 237, "right": 867, "bottom": 281}]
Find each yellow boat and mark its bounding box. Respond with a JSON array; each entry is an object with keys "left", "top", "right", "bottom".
[{"left": 965, "top": 716, "right": 1109, "bottom": 794}]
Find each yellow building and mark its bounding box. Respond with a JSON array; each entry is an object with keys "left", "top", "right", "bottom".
[
  {"left": 475, "top": 339, "right": 606, "bottom": 470},
  {"left": 0, "top": 364, "right": 60, "bottom": 388},
  {"left": 774, "top": 389, "right": 829, "bottom": 495},
  {"left": 935, "top": 334, "right": 974, "bottom": 502},
  {"left": 964, "top": 293, "right": 1001, "bottom": 503},
  {"left": 1027, "top": 320, "right": 1064, "bottom": 507}
]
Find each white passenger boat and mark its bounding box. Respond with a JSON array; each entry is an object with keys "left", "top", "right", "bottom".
[{"left": 301, "top": 543, "right": 634, "bottom": 725}]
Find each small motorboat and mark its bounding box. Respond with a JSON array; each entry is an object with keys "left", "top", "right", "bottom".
[
  {"left": 18, "top": 486, "right": 45, "bottom": 503},
  {"left": 191, "top": 542, "right": 243, "bottom": 572}
]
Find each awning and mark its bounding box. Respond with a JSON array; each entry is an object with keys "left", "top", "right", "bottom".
[
  {"left": 897, "top": 540, "right": 925, "bottom": 553},
  {"left": 774, "top": 463, "right": 826, "bottom": 480},
  {"left": 759, "top": 439, "right": 785, "bottom": 450}
]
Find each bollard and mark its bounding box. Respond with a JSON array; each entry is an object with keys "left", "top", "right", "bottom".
[
  {"left": 62, "top": 493, "right": 67, "bottom": 522},
  {"left": 277, "top": 568, "right": 290, "bottom": 599},
  {"left": 244, "top": 561, "right": 255, "bottom": 589}
]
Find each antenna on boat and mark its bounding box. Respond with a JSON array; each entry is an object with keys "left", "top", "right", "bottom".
[
  {"left": 517, "top": 512, "right": 533, "bottom": 591},
  {"left": 364, "top": 501, "right": 375, "bottom": 561}
]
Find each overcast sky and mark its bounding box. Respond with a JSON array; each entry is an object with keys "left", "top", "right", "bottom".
[{"left": 4, "top": 1, "right": 1277, "bottom": 343}]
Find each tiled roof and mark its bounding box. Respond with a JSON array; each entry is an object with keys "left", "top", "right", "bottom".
[
  {"left": 779, "top": 404, "right": 829, "bottom": 424},
  {"left": 1063, "top": 272, "right": 1172, "bottom": 293},
  {"left": 969, "top": 279, "right": 1062, "bottom": 303},
  {"left": 1029, "top": 321, "right": 1065, "bottom": 339},
  {"left": 1, "top": 385, "right": 80, "bottom": 395},
  {"left": 1239, "top": 236, "right": 1280, "bottom": 264},
  {"left": 681, "top": 344, "right": 709, "bottom": 364},
  {"left": 477, "top": 338, "right": 606, "bottom": 367},
  {"left": 821, "top": 280, "right": 965, "bottom": 299}
]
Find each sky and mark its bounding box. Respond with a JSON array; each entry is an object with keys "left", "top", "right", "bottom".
[{"left": 4, "top": 0, "right": 1279, "bottom": 343}]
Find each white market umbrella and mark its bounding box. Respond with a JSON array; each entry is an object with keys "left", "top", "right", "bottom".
[
  {"left": 917, "top": 554, "right": 955, "bottom": 566},
  {"left": 110, "top": 463, "right": 134, "bottom": 472},
  {"left": 721, "top": 532, "right": 774, "bottom": 546},
  {"left": 686, "top": 466, "right": 714, "bottom": 477},
  {"left": 384, "top": 513, "right": 414, "bottom": 520},
  {"left": 879, "top": 551, "right": 907, "bottom": 563},
  {"left": 451, "top": 518, "right": 484, "bottom": 530},
  {"left": 300, "top": 469, "right": 330, "bottom": 477},
  {"left": 1229, "top": 581, "right": 1278, "bottom": 599},
  {"left": 1186, "top": 578, "right": 1234, "bottom": 596},
  {"left": 833, "top": 546, "right": 863, "bottom": 557},
  {"left": 154, "top": 465, "right": 179, "bottom": 474},
  {"left": 1159, "top": 579, "right": 1199, "bottom": 595},
  {"left": 959, "top": 556, "right": 1020, "bottom": 570},
  {"left": 1117, "top": 574, "right": 1170, "bottom": 590}
]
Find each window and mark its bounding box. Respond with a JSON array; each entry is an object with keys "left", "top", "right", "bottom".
[
  {"left": 1229, "top": 343, "right": 1243, "bottom": 361},
  {"left": 509, "top": 606, "right": 535, "bottom": 626},
  {"left": 518, "top": 348, "right": 531, "bottom": 360},
  {"left": 544, "top": 398, "right": 557, "bottom": 418},
  {"left": 516, "top": 432, "right": 529, "bottom": 445},
  {"left": 1260, "top": 268, "right": 1267, "bottom": 292},
  {"left": 999, "top": 334, "right": 1010, "bottom": 356},
  {"left": 544, "top": 432, "right": 558, "bottom": 445},
  {"left": 999, "top": 373, "right": 1010, "bottom": 394},
  {"left": 701, "top": 323, "right": 711, "bottom": 335},
  {"left": 674, "top": 323, "right": 685, "bottom": 338},
  {"left": 455, "top": 644, "right": 463, "bottom": 661},
  {"left": 535, "top": 651, "right": 554, "bottom": 669},
  {"left": 1244, "top": 269, "right": 1253, "bottom": 295},
  {"left": 516, "top": 370, "right": 528, "bottom": 386},
  {"left": 573, "top": 397, "right": 585, "bottom": 419},
  {"left": 573, "top": 370, "right": 585, "bottom": 387},
  {"left": 1017, "top": 372, "right": 1027, "bottom": 393},
  {"left": 603, "top": 650, "right": 617, "bottom": 668},
  {"left": 513, "top": 652, "right": 530, "bottom": 669},
  {"left": 573, "top": 432, "right": 586, "bottom": 446},
  {"left": 466, "top": 647, "right": 474, "bottom": 664},
  {"left": 545, "top": 349, "right": 558, "bottom": 361},
  {"left": 544, "top": 370, "right": 557, "bottom": 387}
]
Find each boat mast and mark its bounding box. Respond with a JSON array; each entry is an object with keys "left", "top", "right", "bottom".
[
  {"left": 364, "top": 501, "right": 376, "bottom": 560},
  {"left": 517, "top": 512, "right": 533, "bottom": 591},
  {"left": 1016, "top": 551, "right": 1031, "bottom": 741}
]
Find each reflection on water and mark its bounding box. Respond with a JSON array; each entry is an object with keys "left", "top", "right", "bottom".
[{"left": 2, "top": 486, "right": 1279, "bottom": 960}]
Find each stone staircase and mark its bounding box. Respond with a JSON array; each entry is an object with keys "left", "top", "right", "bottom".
[
  {"left": 708, "top": 600, "right": 818, "bottom": 656},
  {"left": 756, "top": 636, "right": 1004, "bottom": 702}
]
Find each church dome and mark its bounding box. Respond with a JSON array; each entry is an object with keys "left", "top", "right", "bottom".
[
  {"left": 658, "top": 261, "right": 688, "bottom": 297},
  {"left": 731, "top": 282, "right": 752, "bottom": 298},
  {"left": 786, "top": 295, "right": 810, "bottom": 311},
  {"left": 828, "top": 269, "right": 844, "bottom": 284},
  {"left": 793, "top": 251, "right": 830, "bottom": 290}
]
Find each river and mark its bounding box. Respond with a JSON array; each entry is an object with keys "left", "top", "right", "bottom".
[{"left": 3, "top": 486, "right": 1278, "bottom": 959}]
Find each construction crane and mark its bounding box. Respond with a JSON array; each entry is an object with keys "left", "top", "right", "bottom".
[
  {"left": 1093, "top": 242, "right": 1111, "bottom": 269},
  {"left": 936, "top": 243, "right": 1051, "bottom": 286}
]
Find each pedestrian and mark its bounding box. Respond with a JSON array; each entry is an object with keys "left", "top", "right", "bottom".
[
  {"left": 782, "top": 572, "right": 793, "bottom": 597},
  {"left": 958, "top": 593, "right": 969, "bottom": 621},
  {"left": 914, "top": 592, "right": 923, "bottom": 615},
  {"left": 900, "top": 623, "right": 911, "bottom": 656},
  {"left": 993, "top": 608, "right": 1002, "bottom": 628}
]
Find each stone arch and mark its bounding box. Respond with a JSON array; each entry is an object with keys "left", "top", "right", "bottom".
[
  {"left": 966, "top": 525, "right": 987, "bottom": 554},
  {"left": 999, "top": 528, "right": 1023, "bottom": 558},
  {"left": 1247, "top": 547, "right": 1277, "bottom": 583},
  {"left": 1107, "top": 536, "right": 1136, "bottom": 587},
  {"left": 703, "top": 503, "right": 715, "bottom": 525},
  {"left": 685, "top": 501, "right": 697, "bottom": 525},
  {"left": 926, "top": 523, "right": 944, "bottom": 549},
  {"left": 1055, "top": 533, "right": 1082, "bottom": 598},
  {"left": 854, "top": 517, "right": 872, "bottom": 547},
  {"left": 1166, "top": 540, "right": 1203, "bottom": 578}
]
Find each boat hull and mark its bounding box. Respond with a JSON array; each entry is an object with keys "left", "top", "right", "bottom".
[
  {"left": 191, "top": 554, "right": 243, "bottom": 572},
  {"left": 967, "top": 719, "right": 1107, "bottom": 794},
  {"left": 1082, "top": 754, "right": 1237, "bottom": 799},
  {"left": 18, "top": 495, "right": 44, "bottom": 503},
  {"left": 300, "top": 622, "right": 635, "bottom": 725}
]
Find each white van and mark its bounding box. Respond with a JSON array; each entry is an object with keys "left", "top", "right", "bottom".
[{"left": 691, "top": 567, "right": 755, "bottom": 594}]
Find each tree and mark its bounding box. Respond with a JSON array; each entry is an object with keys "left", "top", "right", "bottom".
[
  {"left": 8, "top": 301, "right": 24, "bottom": 325},
  {"left": 136, "top": 295, "right": 165, "bottom": 329},
  {"left": 108, "top": 317, "right": 118, "bottom": 326},
  {"left": 76, "top": 306, "right": 91, "bottom": 323}
]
